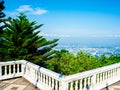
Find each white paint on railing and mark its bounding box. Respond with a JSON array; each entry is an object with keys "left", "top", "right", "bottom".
[
  {"left": 20, "top": 60, "right": 62, "bottom": 90},
  {"left": 0, "top": 60, "right": 120, "bottom": 90},
  {"left": 63, "top": 63, "right": 120, "bottom": 90},
  {"left": 0, "top": 61, "right": 23, "bottom": 80}
]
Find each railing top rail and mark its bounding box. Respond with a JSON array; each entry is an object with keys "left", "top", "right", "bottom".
[
  {"left": 21, "top": 60, "right": 63, "bottom": 81},
  {"left": 0, "top": 60, "right": 23, "bottom": 65}
]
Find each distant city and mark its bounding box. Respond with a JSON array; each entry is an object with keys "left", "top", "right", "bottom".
[
  {"left": 55, "top": 45, "right": 120, "bottom": 57},
  {"left": 53, "top": 37, "right": 120, "bottom": 57}
]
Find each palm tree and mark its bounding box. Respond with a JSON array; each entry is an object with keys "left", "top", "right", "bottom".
[{"left": 3, "top": 13, "right": 58, "bottom": 65}]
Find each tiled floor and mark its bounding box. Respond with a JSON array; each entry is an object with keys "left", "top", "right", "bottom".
[
  {"left": 0, "top": 78, "right": 120, "bottom": 90},
  {"left": 0, "top": 77, "right": 40, "bottom": 90},
  {"left": 101, "top": 81, "right": 120, "bottom": 90}
]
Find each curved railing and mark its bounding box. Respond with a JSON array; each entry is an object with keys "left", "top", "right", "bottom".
[{"left": 0, "top": 60, "right": 120, "bottom": 90}]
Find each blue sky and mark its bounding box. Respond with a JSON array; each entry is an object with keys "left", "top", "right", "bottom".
[{"left": 4, "top": 0, "right": 120, "bottom": 38}]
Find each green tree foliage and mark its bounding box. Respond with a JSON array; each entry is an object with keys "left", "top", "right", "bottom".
[
  {"left": 3, "top": 13, "right": 58, "bottom": 65},
  {"left": 100, "top": 54, "right": 120, "bottom": 66},
  {"left": 0, "top": 0, "right": 6, "bottom": 61},
  {"left": 46, "top": 50, "right": 100, "bottom": 75},
  {"left": 46, "top": 50, "right": 77, "bottom": 75},
  {"left": 46, "top": 50, "right": 120, "bottom": 75},
  {"left": 0, "top": 0, "right": 5, "bottom": 34}
]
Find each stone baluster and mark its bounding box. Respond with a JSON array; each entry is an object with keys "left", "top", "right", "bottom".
[
  {"left": 45, "top": 75, "right": 47, "bottom": 84},
  {"left": 46, "top": 76, "right": 48, "bottom": 85},
  {"left": 116, "top": 68, "right": 118, "bottom": 76},
  {"left": 111, "top": 70, "right": 113, "bottom": 78},
  {"left": 35, "top": 70, "right": 37, "bottom": 80},
  {"left": 107, "top": 71, "right": 109, "bottom": 79},
  {"left": 83, "top": 78, "right": 86, "bottom": 90},
  {"left": 70, "top": 82, "right": 73, "bottom": 90},
  {"left": 114, "top": 68, "right": 116, "bottom": 76},
  {"left": 42, "top": 73, "right": 44, "bottom": 83},
  {"left": 96, "top": 74, "right": 98, "bottom": 84},
  {"left": 38, "top": 72, "right": 40, "bottom": 82},
  {"left": 108, "top": 70, "right": 110, "bottom": 79},
  {"left": 87, "top": 77, "right": 91, "bottom": 89},
  {"left": 111, "top": 69, "right": 114, "bottom": 77},
  {"left": 98, "top": 74, "right": 100, "bottom": 83},
  {"left": 105, "top": 72, "right": 107, "bottom": 80},
  {"left": 75, "top": 80, "right": 78, "bottom": 90},
  {"left": 91, "top": 74, "right": 96, "bottom": 90},
  {"left": 32, "top": 68, "right": 35, "bottom": 79},
  {"left": 41, "top": 73, "right": 43, "bottom": 83},
  {"left": 100, "top": 73, "right": 102, "bottom": 82},
  {"left": 103, "top": 72, "right": 105, "bottom": 81},
  {"left": 48, "top": 77, "right": 51, "bottom": 87},
  {"left": 30, "top": 67, "right": 32, "bottom": 78},
  {"left": 37, "top": 71, "right": 39, "bottom": 81},
  {"left": 43, "top": 74, "right": 45, "bottom": 83},
  {"left": 109, "top": 70, "right": 111, "bottom": 79},
  {"left": 47, "top": 77, "right": 50, "bottom": 85},
  {"left": 17, "top": 64, "right": 19, "bottom": 73},
  {"left": 55, "top": 80, "right": 58, "bottom": 90},
  {"left": 51, "top": 78, "right": 54, "bottom": 89},
  {"left": 9, "top": 65, "right": 11, "bottom": 75},
  {"left": 22, "top": 63, "right": 25, "bottom": 75},
  {"left": 5, "top": 65, "right": 7, "bottom": 75},
  {"left": 80, "top": 79, "right": 82, "bottom": 90},
  {"left": 13, "top": 64, "right": 15, "bottom": 74}
]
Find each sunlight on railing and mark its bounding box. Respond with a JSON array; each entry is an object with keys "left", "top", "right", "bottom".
[
  {"left": 0, "top": 60, "right": 120, "bottom": 90},
  {"left": 0, "top": 61, "right": 23, "bottom": 80}
]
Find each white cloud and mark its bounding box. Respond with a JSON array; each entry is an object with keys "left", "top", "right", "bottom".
[
  {"left": 5, "top": 5, "right": 47, "bottom": 16},
  {"left": 16, "top": 5, "right": 33, "bottom": 12},
  {"left": 16, "top": 5, "right": 47, "bottom": 15},
  {"left": 91, "top": 34, "right": 120, "bottom": 38},
  {"left": 29, "top": 8, "right": 47, "bottom": 15},
  {"left": 39, "top": 32, "right": 71, "bottom": 37},
  {"left": 106, "top": 35, "right": 120, "bottom": 37}
]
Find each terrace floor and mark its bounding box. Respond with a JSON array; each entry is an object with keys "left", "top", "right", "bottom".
[
  {"left": 0, "top": 77, "right": 120, "bottom": 90},
  {"left": 101, "top": 81, "right": 120, "bottom": 90},
  {"left": 0, "top": 77, "right": 40, "bottom": 90}
]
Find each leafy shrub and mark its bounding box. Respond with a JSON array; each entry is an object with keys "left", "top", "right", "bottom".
[{"left": 45, "top": 50, "right": 120, "bottom": 75}]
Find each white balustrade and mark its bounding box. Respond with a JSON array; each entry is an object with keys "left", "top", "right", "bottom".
[
  {"left": 64, "top": 63, "right": 120, "bottom": 90},
  {"left": 0, "top": 60, "right": 120, "bottom": 90},
  {"left": 0, "top": 61, "right": 23, "bottom": 80},
  {"left": 21, "top": 60, "right": 61, "bottom": 90}
]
